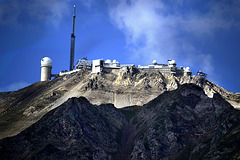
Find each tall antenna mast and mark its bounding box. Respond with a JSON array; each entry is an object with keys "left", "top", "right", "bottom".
[{"left": 70, "top": 4, "right": 76, "bottom": 71}]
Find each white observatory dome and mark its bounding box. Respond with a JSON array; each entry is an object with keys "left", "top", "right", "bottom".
[
  {"left": 152, "top": 60, "right": 157, "bottom": 65},
  {"left": 168, "top": 60, "right": 176, "bottom": 65},
  {"left": 113, "top": 59, "right": 117, "bottom": 63},
  {"left": 105, "top": 59, "right": 111, "bottom": 63},
  {"left": 185, "top": 67, "right": 191, "bottom": 72},
  {"left": 41, "top": 57, "right": 52, "bottom": 67}
]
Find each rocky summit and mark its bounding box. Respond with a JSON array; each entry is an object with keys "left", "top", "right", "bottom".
[
  {"left": 0, "top": 70, "right": 239, "bottom": 140},
  {"left": 0, "top": 83, "right": 239, "bottom": 160}
]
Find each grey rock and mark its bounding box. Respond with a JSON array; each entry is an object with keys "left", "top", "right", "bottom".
[{"left": 0, "top": 84, "right": 239, "bottom": 160}]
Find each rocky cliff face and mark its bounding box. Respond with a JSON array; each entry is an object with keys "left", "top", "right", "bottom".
[
  {"left": 0, "top": 69, "right": 239, "bottom": 140},
  {"left": 0, "top": 84, "right": 239, "bottom": 160},
  {"left": 127, "top": 84, "right": 240, "bottom": 160},
  {"left": 0, "top": 97, "right": 127, "bottom": 160}
]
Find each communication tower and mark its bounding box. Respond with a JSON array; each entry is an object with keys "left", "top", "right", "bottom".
[{"left": 70, "top": 5, "right": 76, "bottom": 71}]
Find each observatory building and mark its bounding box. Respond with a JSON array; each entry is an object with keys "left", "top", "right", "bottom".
[
  {"left": 41, "top": 57, "right": 52, "bottom": 81},
  {"left": 137, "top": 59, "right": 192, "bottom": 76},
  {"left": 39, "top": 5, "right": 195, "bottom": 81},
  {"left": 92, "top": 59, "right": 104, "bottom": 74},
  {"left": 90, "top": 59, "right": 192, "bottom": 76},
  {"left": 104, "top": 59, "right": 120, "bottom": 68},
  {"left": 75, "top": 57, "right": 92, "bottom": 70},
  {"left": 40, "top": 57, "right": 193, "bottom": 81}
]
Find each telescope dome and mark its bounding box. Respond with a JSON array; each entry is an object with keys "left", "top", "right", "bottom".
[
  {"left": 105, "top": 59, "right": 111, "bottom": 63},
  {"left": 169, "top": 60, "right": 176, "bottom": 65},
  {"left": 41, "top": 57, "right": 52, "bottom": 67},
  {"left": 185, "top": 67, "right": 191, "bottom": 72},
  {"left": 152, "top": 60, "right": 157, "bottom": 65}
]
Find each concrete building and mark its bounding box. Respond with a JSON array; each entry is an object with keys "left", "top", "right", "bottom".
[
  {"left": 104, "top": 59, "right": 121, "bottom": 68},
  {"left": 138, "top": 59, "right": 191, "bottom": 76},
  {"left": 102, "top": 59, "right": 121, "bottom": 73},
  {"left": 41, "top": 57, "right": 52, "bottom": 81},
  {"left": 90, "top": 58, "right": 192, "bottom": 76},
  {"left": 41, "top": 57, "right": 192, "bottom": 80},
  {"left": 75, "top": 57, "right": 92, "bottom": 70},
  {"left": 92, "top": 59, "right": 122, "bottom": 73},
  {"left": 57, "top": 56, "right": 193, "bottom": 77},
  {"left": 138, "top": 60, "right": 174, "bottom": 74},
  {"left": 92, "top": 59, "right": 104, "bottom": 73},
  {"left": 59, "top": 69, "right": 80, "bottom": 76}
]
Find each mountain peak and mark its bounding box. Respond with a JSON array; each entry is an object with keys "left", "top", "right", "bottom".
[
  {"left": 0, "top": 70, "right": 239, "bottom": 143},
  {"left": 0, "top": 83, "right": 239, "bottom": 160}
]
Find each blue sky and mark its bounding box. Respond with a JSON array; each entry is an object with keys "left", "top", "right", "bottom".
[{"left": 0, "top": 0, "right": 239, "bottom": 93}]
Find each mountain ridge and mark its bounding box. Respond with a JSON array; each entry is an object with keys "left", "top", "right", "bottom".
[
  {"left": 0, "top": 83, "right": 239, "bottom": 159},
  {"left": 0, "top": 70, "right": 239, "bottom": 140}
]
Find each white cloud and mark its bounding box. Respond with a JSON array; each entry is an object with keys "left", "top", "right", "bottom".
[
  {"left": 0, "top": 81, "right": 30, "bottom": 92},
  {"left": 107, "top": 0, "right": 240, "bottom": 81}
]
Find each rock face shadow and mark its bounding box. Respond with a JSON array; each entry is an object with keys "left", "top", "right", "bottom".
[{"left": 0, "top": 84, "right": 239, "bottom": 160}]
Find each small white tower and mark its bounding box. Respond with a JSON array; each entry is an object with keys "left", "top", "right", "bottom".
[{"left": 41, "top": 57, "right": 52, "bottom": 81}]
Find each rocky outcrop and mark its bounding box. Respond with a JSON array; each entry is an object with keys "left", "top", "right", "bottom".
[
  {"left": 0, "top": 69, "right": 239, "bottom": 140},
  {"left": 82, "top": 71, "right": 240, "bottom": 109},
  {"left": 128, "top": 84, "right": 240, "bottom": 160},
  {"left": 0, "top": 97, "right": 127, "bottom": 160},
  {"left": 0, "top": 84, "right": 239, "bottom": 159}
]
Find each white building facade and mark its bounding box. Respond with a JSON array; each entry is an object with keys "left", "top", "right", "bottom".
[{"left": 75, "top": 58, "right": 92, "bottom": 70}]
